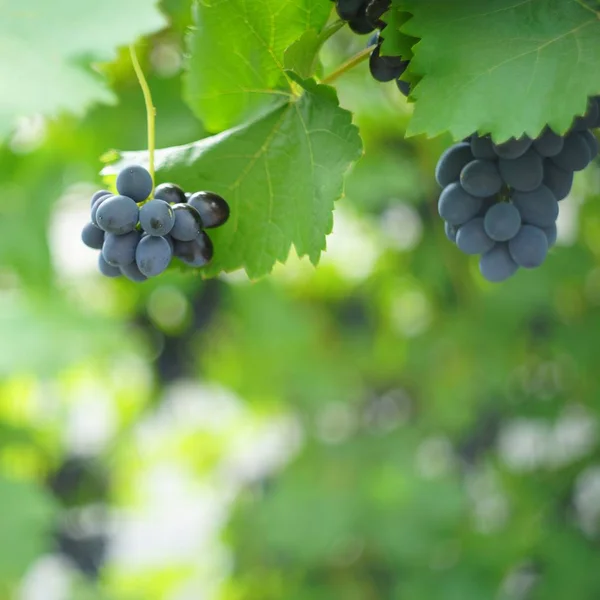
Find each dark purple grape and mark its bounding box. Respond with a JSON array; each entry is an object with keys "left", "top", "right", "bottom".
[
  {"left": 533, "top": 128, "right": 564, "bottom": 157},
  {"left": 543, "top": 160, "right": 574, "bottom": 201},
  {"left": 336, "top": 0, "right": 363, "bottom": 20},
  {"left": 456, "top": 218, "right": 495, "bottom": 255},
  {"left": 435, "top": 142, "right": 473, "bottom": 188},
  {"left": 187, "top": 192, "right": 230, "bottom": 229},
  {"left": 470, "top": 135, "right": 497, "bottom": 160},
  {"left": 484, "top": 202, "right": 521, "bottom": 242},
  {"left": 154, "top": 183, "right": 187, "bottom": 205},
  {"left": 116, "top": 165, "right": 153, "bottom": 202},
  {"left": 366, "top": 0, "right": 390, "bottom": 27},
  {"left": 96, "top": 195, "right": 139, "bottom": 235},
  {"left": 438, "top": 182, "right": 482, "bottom": 225},
  {"left": 81, "top": 222, "right": 105, "bottom": 250},
  {"left": 98, "top": 255, "right": 121, "bottom": 278},
  {"left": 460, "top": 159, "right": 503, "bottom": 198},
  {"left": 369, "top": 45, "right": 408, "bottom": 82},
  {"left": 508, "top": 225, "right": 548, "bottom": 269},
  {"left": 493, "top": 137, "right": 532, "bottom": 159},
  {"left": 139, "top": 200, "right": 175, "bottom": 236},
  {"left": 121, "top": 262, "right": 148, "bottom": 282},
  {"left": 551, "top": 132, "right": 591, "bottom": 171},
  {"left": 91, "top": 190, "right": 111, "bottom": 208},
  {"left": 171, "top": 204, "right": 203, "bottom": 241},
  {"left": 135, "top": 236, "right": 172, "bottom": 277},
  {"left": 348, "top": 6, "right": 376, "bottom": 34},
  {"left": 174, "top": 232, "right": 214, "bottom": 268},
  {"left": 396, "top": 79, "right": 411, "bottom": 97},
  {"left": 91, "top": 195, "right": 110, "bottom": 227},
  {"left": 511, "top": 185, "right": 558, "bottom": 228},
  {"left": 102, "top": 230, "right": 141, "bottom": 267},
  {"left": 498, "top": 149, "right": 543, "bottom": 192},
  {"left": 479, "top": 244, "right": 518, "bottom": 282}
]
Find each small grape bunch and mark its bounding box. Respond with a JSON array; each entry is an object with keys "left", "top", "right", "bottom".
[
  {"left": 81, "top": 165, "right": 230, "bottom": 282},
  {"left": 333, "top": 0, "right": 412, "bottom": 98},
  {"left": 435, "top": 97, "right": 600, "bottom": 283}
]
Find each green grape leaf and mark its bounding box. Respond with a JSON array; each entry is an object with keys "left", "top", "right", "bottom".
[
  {"left": 0, "top": 0, "right": 166, "bottom": 136},
  {"left": 283, "top": 31, "right": 324, "bottom": 80},
  {"left": 401, "top": 0, "right": 600, "bottom": 141},
  {"left": 283, "top": 22, "right": 345, "bottom": 80},
  {"left": 380, "top": 7, "right": 418, "bottom": 60},
  {"left": 104, "top": 78, "right": 362, "bottom": 279},
  {"left": 184, "top": 0, "right": 331, "bottom": 132},
  {"left": 0, "top": 476, "right": 57, "bottom": 584}
]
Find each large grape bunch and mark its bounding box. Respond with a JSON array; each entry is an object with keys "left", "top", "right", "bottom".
[
  {"left": 333, "top": 0, "right": 412, "bottom": 97},
  {"left": 81, "top": 165, "right": 230, "bottom": 282},
  {"left": 436, "top": 98, "right": 600, "bottom": 283}
]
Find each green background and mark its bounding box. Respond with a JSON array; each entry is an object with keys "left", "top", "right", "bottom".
[{"left": 1, "top": 1, "right": 600, "bottom": 599}]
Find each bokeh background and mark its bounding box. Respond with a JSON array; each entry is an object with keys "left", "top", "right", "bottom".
[{"left": 2, "top": 2, "right": 600, "bottom": 599}]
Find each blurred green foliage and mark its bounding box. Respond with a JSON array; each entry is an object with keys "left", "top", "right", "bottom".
[{"left": 1, "top": 2, "right": 600, "bottom": 600}]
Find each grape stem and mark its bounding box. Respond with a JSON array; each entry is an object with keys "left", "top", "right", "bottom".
[
  {"left": 129, "top": 44, "right": 156, "bottom": 196},
  {"left": 322, "top": 46, "right": 373, "bottom": 85}
]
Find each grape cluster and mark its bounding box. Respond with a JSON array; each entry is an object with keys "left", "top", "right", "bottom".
[
  {"left": 332, "top": 0, "right": 411, "bottom": 97},
  {"left": 436, "top": 98, "right": 600, "bottom": 283},
  {"left": 81, "top": 165, "right": 230, "bottom": 282}
]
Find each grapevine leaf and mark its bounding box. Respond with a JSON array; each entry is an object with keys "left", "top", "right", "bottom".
[
  {"left": 284, "top": 22, "right": 346, "bottom": 80},
  {"left": 0, "top": 0, "right": 166, "bottom": 136},
  {"left": 104, "top": 78, "right": 363, "bottom": 279},
  {"left": 284, "top": 30, "right": 323, "bottom": 79},
  {"left": 400, "top": 0, "right": 600, "bottom": 141},
  {"left": 184, "top": 0, "right": 331, "bottom": 132},
  {"left": 380, "top": 8, "right": 418, "bottom": 60}
]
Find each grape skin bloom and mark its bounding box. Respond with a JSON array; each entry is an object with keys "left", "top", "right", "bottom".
[
  {"left": 456, "top": 218, "right": 495, "bottom": 255},
  {"left": 438, "top": 182, "right": 482, "bottom": 225},
  {"left": 139, "top": 200, "right": 175, "bottom": 236},
  {"left": 435, "top": 142, "right": 473, "bottom": 188},
  {"left": 483, "top": 203, "right": 521, "bottom": 242},
  {"left": 512, "top": 186, "right": 558, "bottom": 228},
  {"left": 116, "top": 165, "right": 153, "bottom": 202},
  {"left": 479, "top": 244, "right": 518, "bottom": 282},
  {"left": 136, "top": 236, "right": 173, "bottom": 277},
  {"left": 508, "top": 225, "right": 548, "bottom": 269},
  {"left": 96, "top": 195, "right": 139, "bottom": 235},
  {"left": 460, "top": 159, "right": 503, "bottom": 198},
  {"left": 102, "top": 231, "right": 141, "bottom": 267}
]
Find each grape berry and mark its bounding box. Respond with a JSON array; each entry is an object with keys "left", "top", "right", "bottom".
[
  {"left": 81, "top": 165, "right": 230, "bottom": 281},
  {"left": 436, "top": 97, "right": 600, "bottom": 282}
]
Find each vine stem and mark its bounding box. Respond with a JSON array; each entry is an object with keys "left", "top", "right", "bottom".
[
  {"left": 129, "top": 44, "right": 156, "bottom": 194},
  {"left": 321, "top": 46, "right": 373, "bottom": 85}
]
